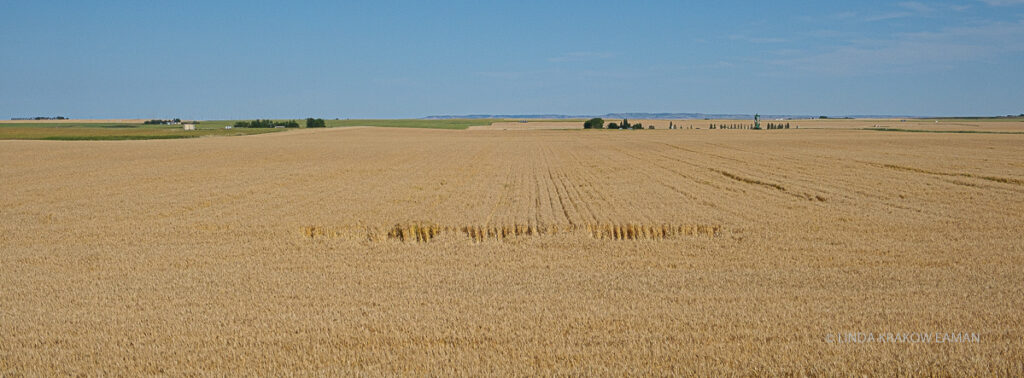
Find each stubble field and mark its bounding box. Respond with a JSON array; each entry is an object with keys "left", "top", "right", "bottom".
[{"left": 1, "top": 122, "right": 1023, "bottom": 375}]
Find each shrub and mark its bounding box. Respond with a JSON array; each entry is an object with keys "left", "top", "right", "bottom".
[
  {"left": 631, "top": 123, "right": 643, "bottom": 130},
  {"left": 648, "top": 125, "right": 654, "bottom": 130},
  {"left": 608, "top": 123, "right": 620, "bottom": 129},
  {"left": 306, "top": 118, "right": 326, "bottom": 128},
  {"left": 583, "top": 118, "right": 604, "bottom": 129}
]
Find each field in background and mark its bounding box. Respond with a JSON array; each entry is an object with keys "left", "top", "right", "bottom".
[
  {"left": 476, "top": 118, "right": 1024, "bottom": 132},
  {"left": 0, "top": 126, "right": 283, "bottom": 140},
  {"left": 195, "top": 119, "right": 504, "bottom": 130},
  {"left": 469, "top": 121, "right": 588, "bottom": 130},
  {"left": 0, "top": 120, "right": 282, "bottom": 140},
  {"left": 5, "top": 117, "right": 1022, "bottom": 140},
  {"left": 0, "top": 119, "right": 502, "bottom": 140},
  {"left": 2, "top": 124, "right": 1022, "bottom": 375},
  {"left": 326, "top": 118, "right": 503, "bottom": 129},
  {"left": 0, "top": 119, "right": 148, "bottom": 124}
]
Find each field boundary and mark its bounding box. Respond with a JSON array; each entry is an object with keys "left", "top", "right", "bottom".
[{"left": 861, "top": 128, "right": 1024, "bottom": 135}]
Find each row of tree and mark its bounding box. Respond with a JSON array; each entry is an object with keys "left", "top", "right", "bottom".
[
  {"left": 709, "top": 123, "right": 790, "bottom": 129},
  {"left": 234, "top": 119, "right": 300, "bottom": 128},
  {"left": 144, "top": 118, "right": 184, "bottom": 125},
  {"left": 609, "top": 119, "right": 645, "bottom": 129},
  {"left": 584, "top": 118, "right": 649, "bottom": 130},
  {"left": 10, "top": 116, "right": 68, "bottom": 120},
  {"left": 587, "top": 118, "right": 795, "bottom": 130},
  {"left": 233, "top": 118, "right": 328, "bottom": 128},
  {"left": 710, "top": 123, "right": 753, "bottom": 129}
]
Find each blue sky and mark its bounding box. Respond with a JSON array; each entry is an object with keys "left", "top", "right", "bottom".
[{"left": 1, "top": 0, "right": 1023, "bottom": 119}]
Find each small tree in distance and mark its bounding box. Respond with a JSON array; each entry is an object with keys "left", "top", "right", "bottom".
[
  {"left": 306, "top": 118, "right": 326, "bottom": 128},
  {"left": 583, "top": 118, "right": 604, "bottom": 129}
]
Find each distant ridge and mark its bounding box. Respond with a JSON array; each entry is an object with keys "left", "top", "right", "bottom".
[
  {"left": 423, "top": 114, "right": 589, "bottom": 120},
  {"left": 424, "top": 113, "right": 922, "bottom": 120}
]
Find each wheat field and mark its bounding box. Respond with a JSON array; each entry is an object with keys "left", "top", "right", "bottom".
[{"left": 2, "top": 124, "right": 1023, "bottom": 375}]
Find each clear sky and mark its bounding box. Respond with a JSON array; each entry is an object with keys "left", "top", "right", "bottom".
[{"left": 2, "top": 0, "right": 1023, "bottom": 119}]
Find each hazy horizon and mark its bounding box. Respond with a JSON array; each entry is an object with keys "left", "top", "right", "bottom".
[{"left": 4, "top": 112, "right": 982, "bottom": 121}]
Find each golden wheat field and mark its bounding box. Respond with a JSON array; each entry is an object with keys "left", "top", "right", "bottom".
[{"left": 2, "top": 122, "right": 1024, "bottom": 375}]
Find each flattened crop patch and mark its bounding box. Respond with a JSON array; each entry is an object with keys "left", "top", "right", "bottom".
[{"left": 301, "top": 222, "right": 723, "bottom": 244}]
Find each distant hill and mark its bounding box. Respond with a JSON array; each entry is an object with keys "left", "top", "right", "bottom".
[
  {"left": 423, "top": 114, "right": 588, "bottom": 120},
  {"left": 424, "top": 113, "right": 923, "bottom": 120}
]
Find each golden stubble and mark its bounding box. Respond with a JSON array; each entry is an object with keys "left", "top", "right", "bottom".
[{"left": 1, "top": 124, "right": 1023, "bottom": 375}]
